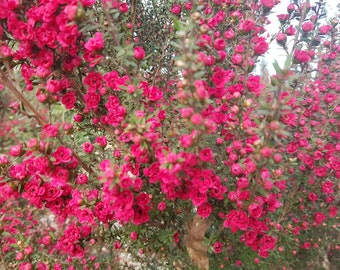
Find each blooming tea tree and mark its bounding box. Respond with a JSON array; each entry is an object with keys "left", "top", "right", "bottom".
[{"left": 0, "top": 0, "right": 339, "bottom": 269}]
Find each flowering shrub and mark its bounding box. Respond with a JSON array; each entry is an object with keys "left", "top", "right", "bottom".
[{"left": 0, "top": 0, "right": 339, "bottom": 269}]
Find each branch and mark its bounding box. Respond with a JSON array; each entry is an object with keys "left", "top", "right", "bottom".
[
  {"left": 0, "top": 251, "right": 8, "bottom": 270},
  {"left": 101, "top": 2, "right": 131, "bottom": 76},
  {"left": 290, "top": 0, "right": 310, "bottom": 56},
  {"left": 151, "top": 33, "right": 170, "bottom": 86},
  {"left": 130, "top": 0, "right": 137, "bottom": 37},
  {"left": 276, "top": 184, "right": 299, "bottom": 224},
  {"left": 0, "top": 67, "right": 97, "bottom": 177},
  {"left": 0, "top": 68, "right": 48, "bottom": 126}
]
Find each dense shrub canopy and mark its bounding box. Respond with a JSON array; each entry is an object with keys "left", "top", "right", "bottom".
[{"left": 0, "top": 0, "right": 339, "bottom": 269}]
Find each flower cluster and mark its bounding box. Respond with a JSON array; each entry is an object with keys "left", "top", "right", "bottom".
[{"left": 0, "top": 0, "right": 339, "bottom": 269}]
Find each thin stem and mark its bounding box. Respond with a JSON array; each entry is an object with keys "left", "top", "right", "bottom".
[
  {"left": 0, "top": 252, "right": 8, "bottom": 270},
  {"left": 0, "top": 67, "right": 97, "bottom": 177},
  {"left": 290, "top": 0, "right": 310, "bottom": 56},
  {"left": 151, "top": 33, "right": 170, "bottom": 87},
  {"left": 130, "top": 0, "right": 137, "bottom": 37},
  {"left": 101, "top": 2, "right": 130, "bottom": 76},
  {"left": 276, "top": 184, "right": 299, "bottom": 224},
  {"left": 0, "top": 68, "right": 48, "bottom": 126},
  {"left": 56, "top": 136, "right": 97, "bottom": 177}
]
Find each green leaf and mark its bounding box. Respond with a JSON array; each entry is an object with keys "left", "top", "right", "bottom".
[
  {"left": 273, "top": 60, "right": 282, "bottom": 75},
  {"left": 173, "top": 18, "right": 182, "bottom": 32},
  {"left": 117, "top": 47, "right": 126, "bottom": 57},
  {"left": 257, "top": 109, "right": 271, "bottom": 116},
  {"left": 284, "top": 54, "right": 293, "bottom": 69},
  {"left": 18, "top": 183, "right": 23, "bottom": 193},
  {"left": 24, "top": 236, "right": 31, "bottom": 246}
]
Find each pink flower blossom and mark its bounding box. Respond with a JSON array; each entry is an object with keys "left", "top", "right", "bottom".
[
  {"left": 157, "top": 201, "right": 167, "bottom": 211},
  {"left": 239, "top": 19, "right": 255, "bottom": 32},
  {"left": 231, "top": 163, "right": 243, "bottom": 176},
  {"left": 119, "top": 3, "right": 129, "bottom": 13},
  {"left": 85, "top": 32, "right": 104, "bottom": 51},
  {"left": 261, "top": 0, "right": 275, "bottom": 9},
  {"left": 82, "top": 142, "right": 94, "bottom": 153},
  {"left": 224, "top": 209, "right": 249, "bottom": 232},
  {"left": 52, "top": 146, "right": 73, "bottom": 165},
  {"left": 302, "top": 21, "right": 314, "bottom": 32},
  {"left": 247, "top": 75, "right": 265, "bottom": 96},
  {"left": 314, "top": 212, "right": 326, "bottom": 224},
  {"left": 84, "top": 92, "right": 101, "bottom": 109},
  {"left": 286, "top": 25, "right": 296, "bottom": 36},
  {"left": 76, "top": 174, "right": 88, "bottom": 184},
  {"left": 180, "top": 134, "right": 193, "bottom": 148},
  {"left": 322, "top": 180, "right": 334, "bottom": 194},
  {"left": 199, "top": 148, "right": 213, "bottom": 162},
  {"left": 197, "top": 202, "right": 213, "bottom": 218},
  {"left": 319, "top": 25, "right": 332, "bottom": 35},
  {"left": 134, "top": 46, "right": 145, "bottom": 60},
  {"left": 62, "top": 91, "right": 76, "bottom": 109},
  {"left": 9, "top": 144, "right": 23, "bottom": 156},
  {"left": 213, "top": 242, "right": 223, "bottom": 253},
  {"left": 170, "top": 4, "right": 181, "bottom": 15}
]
